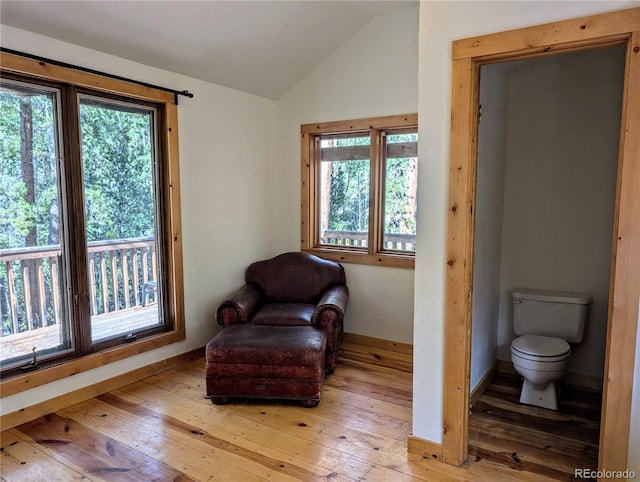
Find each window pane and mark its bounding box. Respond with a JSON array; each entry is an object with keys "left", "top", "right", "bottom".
[
  {"left": 383, "top": 132, "right": 418, "bottom": 252},
  {"left": 319, "top": 134, "right": 370, "bottom": 248},
  {"left": 79, "top": 96, "right": 162, "bottom": 343},
  {"left": 0, "top": 80, "right": 71, "bottom": 368}
]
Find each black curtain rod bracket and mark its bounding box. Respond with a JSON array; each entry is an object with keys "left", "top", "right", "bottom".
[{"left": 0, "top": 47, "right": 194, "bottom": 102}]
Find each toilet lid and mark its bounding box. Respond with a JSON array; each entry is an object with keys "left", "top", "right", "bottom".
[{"left": 512, "top": 335, "right": 570, "bottom": 357}]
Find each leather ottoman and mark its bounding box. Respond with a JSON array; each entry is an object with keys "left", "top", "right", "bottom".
[{"left": 205, "top": 324, "right": 327, "bottom": 407}]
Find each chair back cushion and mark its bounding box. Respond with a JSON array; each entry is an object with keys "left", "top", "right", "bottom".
[{"left": 246, "top": 252, "right": 346, "bottom": 303}]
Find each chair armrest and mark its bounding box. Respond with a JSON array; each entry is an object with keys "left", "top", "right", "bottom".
[
  {"left": 312, "top": 285, "right": 349, "bottom": 327},
  {"left": 216, "top": 284, "right": 264, "bottom": 326}
]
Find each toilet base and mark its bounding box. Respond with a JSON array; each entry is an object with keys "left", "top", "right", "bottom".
[{"left": 520, "top": 379, "right": 558, "bottom": 410}]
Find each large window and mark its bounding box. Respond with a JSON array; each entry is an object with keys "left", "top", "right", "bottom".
[
  {"left": 0, "top": 54, "right": 184, "bottom": 391},
  {"left": 301, "top": 114, "right": 418, "bottom": 268}
]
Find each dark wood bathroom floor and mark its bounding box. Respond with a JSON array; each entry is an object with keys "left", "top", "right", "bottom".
[{"left": 469, "top": 372, "right": 601, "bottom": 481}]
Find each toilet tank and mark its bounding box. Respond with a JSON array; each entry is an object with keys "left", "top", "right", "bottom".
[{"left": 512, "top": 289, "right": 592, "bottom": 343}]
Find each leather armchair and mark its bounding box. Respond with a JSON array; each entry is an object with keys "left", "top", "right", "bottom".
[{"left": 216, "top": 252, "right": 348, "bottom": 374}]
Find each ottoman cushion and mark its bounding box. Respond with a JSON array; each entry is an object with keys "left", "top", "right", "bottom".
[{"left": 206, "top": 325, "right": 327, "bottom": 403}]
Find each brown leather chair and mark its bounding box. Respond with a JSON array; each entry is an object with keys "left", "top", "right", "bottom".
[{"left": 216, "top": 252, "right": 348, "bottom": 374}]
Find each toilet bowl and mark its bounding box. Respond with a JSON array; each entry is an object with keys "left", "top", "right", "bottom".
[{"left": 511, "top": 334, "right": 571, "bottom": 410}]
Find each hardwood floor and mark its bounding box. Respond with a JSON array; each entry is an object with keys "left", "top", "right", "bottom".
[
  {"left": 1, "top": 340, "right": 585, "bottom": 481},
  {"left": 469, "top": 372, "right": 601, "bottom": 482}
]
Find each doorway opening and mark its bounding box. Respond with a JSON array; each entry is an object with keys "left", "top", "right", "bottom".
[
  {"left": 442, "top": 8, "right": 640, "bottom": 474},
  {"left": 466, "top": 45, "right": 626, "bottom": 478}
]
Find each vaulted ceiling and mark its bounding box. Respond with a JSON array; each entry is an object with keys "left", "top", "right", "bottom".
[{"left": 0, "top": 0, "right": 418, "bottom": 99}]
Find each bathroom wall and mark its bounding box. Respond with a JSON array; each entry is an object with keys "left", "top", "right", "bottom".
[
  {"left": 470, "top": 64, "right": 510, "bottom": 391},
  {"left": 495, "top": 46, "right": 626, "bottom": 378}
]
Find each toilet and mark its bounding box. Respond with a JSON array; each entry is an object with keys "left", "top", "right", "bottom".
[{"left": 510, "top": 289, "right": 592, "bottom": 410}]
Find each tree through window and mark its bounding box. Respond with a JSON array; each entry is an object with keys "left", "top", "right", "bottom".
[
  {"left": 0, "top": 58, "right": 184, "bottom": 386},
  {"left": 301, "top": 114, "right": 418, "bottom": 268}
]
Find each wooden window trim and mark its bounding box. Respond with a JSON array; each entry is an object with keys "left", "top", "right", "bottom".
[
  {"left": 301, "top": 113, "right": 418, "bottom": 269},
  {"left": 0, "top": 53, "right": 185, "bottom": 397}
]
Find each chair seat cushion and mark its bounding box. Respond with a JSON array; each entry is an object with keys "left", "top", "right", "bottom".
[{"left": 249, "top": 303, "right": 315, "bottom": 326}]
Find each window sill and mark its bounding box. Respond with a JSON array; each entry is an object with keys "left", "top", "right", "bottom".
[
  {"left": 303, "top": 248, "right": 415, "bottom": 269},
  {"left": 0, "top": 327, "right": 185, "bottom": 397}
]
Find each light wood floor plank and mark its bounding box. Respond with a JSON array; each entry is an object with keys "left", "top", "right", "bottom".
[
  {"left": 469, "top": 372, "right": 600, "bottom": 481},
  {"left": 15, "top": 414, "right": 196, "bottom": 481},
  {"left": 1, "top": 339, "right": 600, "bottom": 481},
  {"left": 59, "top": 398, "right": 306, "bottom": 482},
  {"left": 173, "top": 351, "right": 414, "bottom": 422},
  {"left": 152, "top": 367, "right": 412, "bottom": 443},
  {"left": 109, "top": 382, "right": 373, "bottom": 480},
  {"left": 338, "top": 341, "right": 413, "bottom": 373},
  {"left": 101, "top": 388, "right": 362, "bottom": 480},
  {"left": 0, "top": 430, "right": 90, "bottom": 482}
]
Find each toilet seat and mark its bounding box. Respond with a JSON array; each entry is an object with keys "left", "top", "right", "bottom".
[{"left": 511, "top": 335, "right": 570, "bottom": 362}]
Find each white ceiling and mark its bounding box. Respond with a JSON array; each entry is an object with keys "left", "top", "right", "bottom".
[{"left": 0, "top": 0, "right": 418, "bottom": 99}]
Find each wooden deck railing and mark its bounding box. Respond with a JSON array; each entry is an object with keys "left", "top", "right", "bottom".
[
  {"left": 0, "top": 237, "right": 156, "bottom": 337},
  {"left": 321, "top": 230, "right": 416, "bottom": 251}
]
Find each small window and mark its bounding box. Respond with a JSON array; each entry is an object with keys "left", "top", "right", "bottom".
[
  {"left": 301, "top": 114, "right": 418, "bottom": 268},
  {"left": 383, "top": 130, "right": 418, "bottom": 253},
  {"left": 319, "top": 133, "right": 371, "bottom": 249}
]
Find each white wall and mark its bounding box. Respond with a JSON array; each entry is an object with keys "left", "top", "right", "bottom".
[
  {"left": 414, "top": 0, "right": 638, "bottom": 446},
  {"left": 0, "top": 25, "right": 278, "bottom": 415},
  {"left": 275, "top": 7, "right": 419, "bottom": 343},
  {"left": 495, "top": 47, "right": 624, "bottom": 378},
  {"left": 470, "top": 64, "right": 510, "bottom": 392},
  {"left": 1, "top": 5, "right": 419, "bottom": 414}
]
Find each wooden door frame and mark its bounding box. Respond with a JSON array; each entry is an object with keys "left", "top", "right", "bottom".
[{"left": 442, "top": 8, "right": 640, "bottom": 472}]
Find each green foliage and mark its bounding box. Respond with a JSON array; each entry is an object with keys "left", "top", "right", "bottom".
[
  {"left": 328, "top": 159, "right": 370, "bottom": 232},
  {"left": 0, "top": 91, "right": 57, "bottom": 248},
  {"left": 0, "top": 182, "right": 34, "bottom": 242},
  {"left": 80, "top": 102, "right": 155, "bottom": 242},
  {"left": 0, "top": 87, "right": 156, "bottom": 249},
  {"left": 384, "top": 132, "right": 418, "bottom": 236},
  {"left": 323, "top": 132, "right": 418, "bottom": 237},
  {"left": 1, "top": 84, "right": 158, "bottom": 335},
  {"left": 324, "top": 135, "right": 370, "bottom": 233}
]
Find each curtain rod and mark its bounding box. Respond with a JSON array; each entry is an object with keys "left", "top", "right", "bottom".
[{"left": 0, "top": 47, "right": 194, "bottom": 105}]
